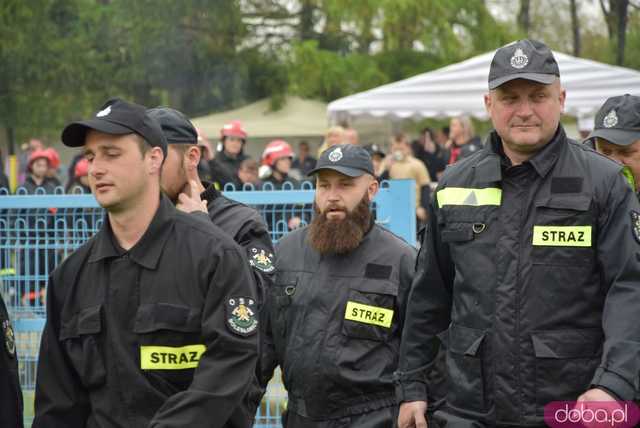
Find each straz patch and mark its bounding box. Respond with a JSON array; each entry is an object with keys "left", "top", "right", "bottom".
[
  {"left": 344, "top": 301, "right": 393, "bottom": 328},
  {"left": 249, "top": 248, "right": 275, "bottom": 273},
  {"left": 226, "top": 297, "right": 258, "bottom": 336},
  {"left": 631, "top": 211, "right": 640, "bottom": 244},
  {"left": 532, "top": 226, "right": 592, "bottom": 247},
  {"left": 3, "top": 319, "right": 15, "bottom": 358},
  {"left": 140, "top": 344, "right": 205, "bottom": 370}
]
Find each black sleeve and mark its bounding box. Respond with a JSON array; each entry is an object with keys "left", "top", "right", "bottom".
[
  {"left": 590, "top": 171, "right": 640, "bottom": 400},
  {"left": 395, "top": 197, "right": 454, "bottom": 403},
  {"left": 0, "top": 295, "right": 23, "bottom": 428},
  {"left": 149, "top": 247, "right": 259, "bottom": 428},
  {"left": 33, "top": 274, "right": 91, "bottom": 427}
]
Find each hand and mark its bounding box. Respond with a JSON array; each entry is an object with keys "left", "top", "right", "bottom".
[
  {"left": 575, "top": 389, "right": 622, "bottom": 428},
  {"left": 398, "top": 401, "right": 428, "bottom": 428},
  {"left": 288, "top": 216, "right": 302, "bottom": 230},
  {"left": 176, "top": 180, "right": 208, "bottom": 214}
]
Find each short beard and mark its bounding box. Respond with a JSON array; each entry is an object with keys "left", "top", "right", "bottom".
[{"left": 307, "top": 194, "right": 372, "bottom": 255}]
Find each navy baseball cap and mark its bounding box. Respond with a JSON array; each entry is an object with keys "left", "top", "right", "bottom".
[
  {"left": 147, "top": 107, "right": 198, "bottom": 145},
  {"left": 488, "top": 39, "right": 560, "bottom": 90},
  {"left": 588, "top": 94, "right": 640, "bottom": 146},
  {"left": 309, "top": 144, "right": 375, "bottom": 177},
  {"left": 61, "top": 98, "right": 167, "bottom": 155}
]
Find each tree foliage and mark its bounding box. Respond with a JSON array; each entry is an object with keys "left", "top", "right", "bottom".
[{"left": 0, "top": 0, "right": 637, "bottom": 143}]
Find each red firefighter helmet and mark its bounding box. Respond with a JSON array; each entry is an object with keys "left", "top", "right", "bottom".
[
  {"left": 43, "top": 147, "right": 61, "bottom": 170},
  {"left": 27, "top": 149, "right": 51, "bottom": 170},
  {"left": 220, "top": 120, "right": 247, "bottom": 140},
  {"left": 261, "top": 140, "right": 293, "bottom": 167},
  {"left": 74, "top": 158, "right": 89, "bottom": 178}
]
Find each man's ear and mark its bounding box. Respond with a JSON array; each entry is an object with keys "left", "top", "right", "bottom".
[
  {"left": 367, "top": 175, "right": 379, "bottom": 201},
  {"left": 148, "top": 147, "right": 164, "bottom": 175},
  {"left": 484, "top": 92, "right": 493, "bottom": 116},
  {"left": 184, "top": 146, "right": 201, "bottom": 172}
]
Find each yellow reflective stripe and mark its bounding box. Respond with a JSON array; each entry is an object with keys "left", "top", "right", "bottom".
[
  {"left": 344, "top": 301, "right": 393, "bottom": 328},
  {"left": 140, "top": 344, "right": 206, "bottom": 370},
  {"left": 436, "top": 187, "right": 502, "bottom": 208},
  {"left": 0, "top": 268, "right": 16, "bottom": 276},
  {"left": 622, "top": 166, "right": 636, "bottom": 192},
  {"left": 532, "top": 226, "right": 592, "bottom": 247}
]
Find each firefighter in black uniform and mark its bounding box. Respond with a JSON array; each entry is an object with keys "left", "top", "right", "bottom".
[
  {"left": 260, "top": 144, "right": 417, "bottom": 427},
  {"left": 0, "top": 294, "right": 23, "bottom": 428},
  {"left": 588, "top": 94, "right": 640, "bottom": 201},
  {"left": 149, "top": 106, "right": 275, "bottom": 425},
  {"left": 33, "top": 98, "right": 259, "bottom": 428},
  {"left": 397, "top": 40, "right": 640, "bottom": 428}
]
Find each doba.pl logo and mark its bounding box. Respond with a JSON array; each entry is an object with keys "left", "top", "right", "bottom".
[{"left": 545, "top": 401, "right": 640, "bottom": 428}]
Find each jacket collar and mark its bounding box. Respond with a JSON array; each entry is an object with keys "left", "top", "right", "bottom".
[{"left": 88, "top": 194, "right": 176, "bottom": 269}]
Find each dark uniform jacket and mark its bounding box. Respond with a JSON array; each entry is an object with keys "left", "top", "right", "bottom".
[
  {"left": 34, "top": 196, "right": 259, "bottom": 428},
  {"left": 0, "top": 295, "right": 23, "bottom": 428},
  {"left": 397, "top": 127, "right": 640, "bottom": 426},
  {"left": 200, "top": 184, "right": 275, "bottom": 426},
  {"left": 209, "top": 151, "right": 248, "bottom": 188},
  {"left": 262, "top": 224, "right": 416, "bottom": 422}
]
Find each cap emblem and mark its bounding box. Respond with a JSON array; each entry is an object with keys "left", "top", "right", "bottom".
[
  {"left": 96, "top": 106, "right": 111, "bottom": 117},
  {"left": 329, "top": 147, "right": 343, "bottom": 163},
  {"left": 603, "top": 109, "right": 618, "bottom": 128},
  {"left": 510, "top": 48, "right": 529, "bottom": 69}
]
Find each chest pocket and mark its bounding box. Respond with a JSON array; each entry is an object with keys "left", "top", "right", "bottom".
[
  {"left": 532, "top": 196, "right": 594, "bottom": 265},
  {"left": 270, "top": 276, "right": 298, "bottom": 340},
  {"left": 439, "top": 206, "right": 494, "bottom": 244},
  {"left": 342, "top": 279, "right": 397, "bottom": 342},
  {"left": 133, "top": 303, "right": 202, "bottom": 388},
  {"left": 60, "top": 304, "right": 106, "bottom": 389}
]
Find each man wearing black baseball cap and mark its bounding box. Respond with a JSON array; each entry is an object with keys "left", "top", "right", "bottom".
[
  {"left": 590, "top": 94, "right": 640, "bottom": 198},
  {"left": 259, "top": 144, "right": 417, "bottom": 427},
  {"left": 399, "top": 40, "right": 640, "bottom": 428},
  {"left": 34, "top": 99, "right": 259, "bottom": 428}
]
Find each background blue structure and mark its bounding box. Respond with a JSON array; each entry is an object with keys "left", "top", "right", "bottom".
[{"left": 0, "top": 179, "right": 416, "bottom": 427}]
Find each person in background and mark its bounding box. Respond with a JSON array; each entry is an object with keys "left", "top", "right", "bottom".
[
  {"left": 292, "top": 141, "right": 317, "bottom": 177},
  {"left": 363, "top": 143, "right": 386, "bottom": 179},
  {"left": 19, "top": 138, "right": 44, "bottom": 184},
  {"left": 589, "top": 94, "right": 640, "bottom": 200},
  {"left": 342, "top": 125, "right": 360, "bottom": 146},
  {"left": 448, "top": 115, "right": 483, "bottom": 164},
  {"left": 317, "top": 126, "right": 344, "bottom": 157},
  {"left": 43, "top": 147, "right": 62, "bottom": 187},
  {"left": 237, "top": 158, "right": 262, "bottom": 189},
  {"left": 434, "top": 126, "right": 451, "bottom": 164},
  {"left": 209, "top": 120, "right": 250, "bottom": 188},
  {"left": 67, "top": 158, "right": 91, "bottom": 194},
  {"left": 20, "top": 149, "right": 58, "bottom": 194},
  {"left": 380, "top": 133, "right": 431, "bottom": 223},
  {"left": 412, "top": 127, "right": 447, "bottom": 182}
]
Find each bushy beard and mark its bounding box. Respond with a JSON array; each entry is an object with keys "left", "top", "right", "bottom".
[{"left": 307, "top": 194, "right": 372, "bottom": 255}]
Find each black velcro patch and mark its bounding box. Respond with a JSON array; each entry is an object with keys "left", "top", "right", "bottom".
[
  {"left": 365, "top": 263, "right": 392, "bottom": 279},
  {"left": 551, "top": 177, "right": 583, "bottom": 194}
]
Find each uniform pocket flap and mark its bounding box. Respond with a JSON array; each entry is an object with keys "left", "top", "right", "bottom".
[
  {"left": 536, "top": 195, "right": 591, "bottom": 212},
  {"left": 448, "top": 324, "right": 486, "bottom": 356},
  {"left": 60, "top": 304, "right": 102, "bottom": 339},
  {"left": 348, "top": 279, "right": 398, "bottom": 296},
  {"left": 531, "top": 329, "right": 603, "bottom": 359},
  {"left": 134, "top": 303, "right": 201, "bottom": 333}
]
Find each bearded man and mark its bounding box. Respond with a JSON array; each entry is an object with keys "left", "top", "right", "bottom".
[{"left": 259, "top": 144, "right": 416, "bottom": 427}]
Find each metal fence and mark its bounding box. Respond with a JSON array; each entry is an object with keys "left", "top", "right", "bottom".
[{"left": 0, "top": 179, "right": 416, "bottom": 427}]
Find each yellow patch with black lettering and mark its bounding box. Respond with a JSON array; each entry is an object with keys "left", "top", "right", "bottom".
[
  {"left": 140, "top": 344, "right": 206, "bottom": 370},
  {"left": 344, "top": 301, "right": 393, "bottom": 328},
  {"left": 532, "top": 226, "right": 592, "bottom": 247}
]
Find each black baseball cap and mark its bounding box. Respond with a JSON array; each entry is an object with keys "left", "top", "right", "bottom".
[
  {"left": 588, "top": 94, "right": 640, "bottom": 146},
  {"left": 147, "top": 107, "right": 197, "bottom": 145},
  {"left": 309, "top": 144, "right": 375, "bottom": 177},
  {"left": 488, "top": 39, "right": 560, "bottom": 90},
  {"left": 61, "top": 98, "right": 167, "bottom": 155}
]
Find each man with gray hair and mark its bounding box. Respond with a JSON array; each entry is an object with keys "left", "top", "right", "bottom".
[{"left": 397, "top": 39, "right": 640, "bottom": 427}]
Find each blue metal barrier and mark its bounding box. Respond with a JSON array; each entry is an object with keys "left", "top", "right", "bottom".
[{"left": 0, "top": 179, "right": 415, "bottom": 427}]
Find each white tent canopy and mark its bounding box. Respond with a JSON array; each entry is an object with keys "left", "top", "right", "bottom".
[{"left": 327, "top": 50, "right": 640, "bottom": 122}]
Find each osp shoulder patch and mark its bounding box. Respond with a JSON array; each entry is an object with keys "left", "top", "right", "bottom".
[
  {"left": 3, "top": 319, "right": 15, "bottom": 358},
  {"left": 631, "top": 211, "right": 640, "bottom": 244},
  {"left": 226, "top": 296, "right": 258, "bottom": 336},
  {"left": 248, "top": 247, "right": 275, "bottom": 273}
]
